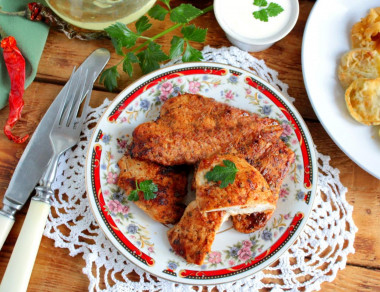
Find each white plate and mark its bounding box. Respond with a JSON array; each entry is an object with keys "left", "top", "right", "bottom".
[
  {"left": 302, "top": 0, "right": 380, "bottom": 179},
  {"left": 85, "top": 62, "right": 317, "bottom": 285}
]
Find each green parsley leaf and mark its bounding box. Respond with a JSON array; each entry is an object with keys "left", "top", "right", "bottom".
[
  {"left": 148, "top": 4, "right": 169, "bottom": 21},
  {"left": 127, "top": 51, "right": 139, "bottom": 63},
  {"left": 139, "top": 180, "right": 158, "bottom": 193},
  {"left": 139, "top": 180, "right": 158, "bottom": 200},
  {"left": 137, "top": 42, "right": 169, "bottom": 74},
  {"left": 205, "top": 160, "right": 239, "bottom": 188},
  {"left": 128, "top": 189, "right": 139, "bottom": 201},
  {"left": 110, "top": 38, "right": 124, "bottom": 56},
  {"left": 253, "top": 0, "right": 268, "bottom": 7},
  {"left": 128, "top": 180, "right": 158, "bottom": 201},
  {"left": 135, "top": 16, "right": 152, "bottom": 35},
  {"left": 253, "top": 9, "right": 269, "bottom": 22},
  {"left": 161, "top": 0, "right": 171, "bottom": 9},
  {"left": 266, "top": 2, "right": 284, "bottom": 17},
  {"left": 169, "top": 36, "right": 185, "bottom": 59},
  {"left": 222, "top": 160, "right": 237, "bottom": 169},
  {"left": 123, "top": 59, "right": 133, "bottom": 77},
  {"left": 105, "top": 22, "right": 138, "bottom": 49},
  {"left": 99, "top": 66, "right": 119, "bottom": 92},
  {"left": 122, "top": 52, "right": 139, "bottom": 77},
  {"left": 181, "top": 25, "right": 207, "bottom": 43},
  {"left": 170, "top": 4, "right": 202, "bottom": 24},
  {"left": 182, "top": 43, "right": 203, "bottom": 62}
]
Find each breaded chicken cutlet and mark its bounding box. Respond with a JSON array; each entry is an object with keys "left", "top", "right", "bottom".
[
  {"left": 130, "top": 94, "right": 283, "bottom": 166},
  {"left": 195, "top": 154, "right": 275, "bottom": 215},
  {"left": 168, "top": 154, "right": 279, "bottom": 265},
  {"left": 116, "top": 93, "right": 295, "bottom": 265},
  {"left": 232, "top": 140, "right": 295, "bottom": 233},
  {"left": 117, "top": 154, "right": 188, "bottom": 224},
  {"left": 167, "top": 201, "right": 228, "bottom": 265}
]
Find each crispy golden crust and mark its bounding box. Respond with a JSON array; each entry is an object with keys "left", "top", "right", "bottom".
[
  {"left": 117, "top": 154, "right": 188, "bottom": 224},
  {"left": 351, "top": 8, "right": 380, "bottom": 52},
  {"left": 130, "top": 94, "right": 283, "bottom": 165},
  {"left": 252, "top": 140, "right": 295, "bottom": 196},
  {"left": 338, "top": 48, "right": 380, "bottom": 88},
  {"left": 232, "top": 140, "right": 295, "bottom": 233},
  {"left": 167, "top": 201, "right": 227, "bottom": 265},
  {"left": 345, "top": 77, "right": 380, "bottom": 125},
  {"left": 195, "top": 154, "right": 274, "bottom": 214}
]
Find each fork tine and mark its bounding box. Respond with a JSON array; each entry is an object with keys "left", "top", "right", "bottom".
[
  {"left": 74, "top": 86, "right": 92, "bottom": 133},
  {"left": 56, "top": 67, "right": 76, "bottom": 125},
  {"left": 68, "top": 69, "right": 89, "bottom": 128},
  {"left": 60, "top": 66, "right": 84, "bottom": 126},
  {"left": 72, "top": 71, "right": 96, "bottom": 133}
]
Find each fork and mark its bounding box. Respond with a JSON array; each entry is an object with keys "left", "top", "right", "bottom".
[{"left": 0, "top": 67, "right": 92, "bottom": 292}]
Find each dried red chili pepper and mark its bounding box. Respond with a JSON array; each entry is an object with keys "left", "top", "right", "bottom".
[
  {"left": 1, "top": 36, "right": 29, "bottom": 143},
  {"left": 0, "top": 3, "right": 108, "bottom": 41}
]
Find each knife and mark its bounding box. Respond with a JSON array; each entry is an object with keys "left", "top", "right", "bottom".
[{"left": 0, "top": 48, "right": 110, "bottom": 250}]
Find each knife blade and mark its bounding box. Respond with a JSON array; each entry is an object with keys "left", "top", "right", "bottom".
[{"left": 0, "top": 48, "right": 110, "bottom": 250}]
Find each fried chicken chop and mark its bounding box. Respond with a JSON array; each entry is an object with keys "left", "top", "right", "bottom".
[
  {"left": 167, "top": 201, "right": 228, "bottom": 265},
  {"left": 117, "top": 154, "right": 188, "bottom": 224},
  {"left": 195, "top": 154, "right": 275, "bottom": 215},
  {"left": 232, "top": 140, "right": 295, "bottom": 233},
  {"left": 130, "top": 94, "right": 283, "bottom": 165}
]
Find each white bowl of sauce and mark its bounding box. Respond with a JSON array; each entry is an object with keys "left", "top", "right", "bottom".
[{"left": 214, "top": 0, "right": 299, "bottom": 52}]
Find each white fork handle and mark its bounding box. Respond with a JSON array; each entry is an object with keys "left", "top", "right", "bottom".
[
  {"left": 0, "top": 200, "right": 50, "bottom": 292},
  {"left": 0, "top": 214, "right": 14, "bottom": 251}
]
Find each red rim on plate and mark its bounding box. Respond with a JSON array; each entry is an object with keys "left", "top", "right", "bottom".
[{"left": 85, "top": 62, "right": 317, "bottom": 285}]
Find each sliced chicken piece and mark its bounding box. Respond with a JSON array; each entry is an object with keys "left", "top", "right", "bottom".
[
  {"left": 130, "top": 94, "right": 283, "bottom": 165},
  {"left": 231, "top": 210, "right": 274, "bottom": 233},
  {"left": 167, "top": 201, "right": 228, "bottom": 265},
  {"left": 232, "top": 140, "right": 295, "bottom": 233},
  {"left": 117, "top": 154, "right": 188, "bottom": 224},
  {"left": 195, "top": 154, "right": 274, "bottom": 215}
]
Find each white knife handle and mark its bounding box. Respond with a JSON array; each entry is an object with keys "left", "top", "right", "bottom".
[
  {"left": 0, "top": 214, "right": 14, "bottom": 251},
  {"left": 0, "top": 199, "right": 50, "bottom": 292}
]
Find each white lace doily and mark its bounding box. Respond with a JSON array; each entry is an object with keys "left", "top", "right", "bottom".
[{"left": 45, "top": 46, "right": 358, "bottom": 291}]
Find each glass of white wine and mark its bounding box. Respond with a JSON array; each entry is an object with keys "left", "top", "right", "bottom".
[{"left": 45, "top": 0, "right": 157, "bottom": 30}]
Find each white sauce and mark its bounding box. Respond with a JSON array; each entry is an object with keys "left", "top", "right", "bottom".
[{"left": 218, "top": 0, "right": 293, "bottom": 40}]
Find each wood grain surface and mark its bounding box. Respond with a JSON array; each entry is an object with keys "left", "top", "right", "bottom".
[{"left": 0, "top": 0, "right": 379, "bottom": 291}]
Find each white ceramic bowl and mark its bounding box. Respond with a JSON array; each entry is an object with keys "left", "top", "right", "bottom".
[{"left": 214, "top": 0, "right": 299, "bottom": 52}]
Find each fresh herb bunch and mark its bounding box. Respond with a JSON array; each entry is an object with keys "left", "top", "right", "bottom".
[
  {"left": 205, "top": 160, "right": 239, "bottom": 188},
  {"left": 100, "top": 1, "right": 213, "bottom": 92},
  {"left": 128, "top": 180, "right": 158, "bottom": 201},
  {"left": 252, "top": 0, "right": 284, "bottom": 22}
]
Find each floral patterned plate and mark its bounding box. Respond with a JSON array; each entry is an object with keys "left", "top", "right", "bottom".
[{"left": 85, "top": 62, "right": 317, "bottom": 285}]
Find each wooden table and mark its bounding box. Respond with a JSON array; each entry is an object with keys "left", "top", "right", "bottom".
[{"left": 0, "top": 0, "right": 379, "bottom": 291}]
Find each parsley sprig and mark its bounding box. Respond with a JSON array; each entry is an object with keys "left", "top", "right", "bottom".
[
  {"left": 100, "top": 1, "right": 213, "bottom": 91},
  {"left": 252, "top": 0, "right": 284, "bottom": 22},
  {"left": 128, "top": 180, "right": 158, "bottom": 201},
  {"left": 205, "top": 160, "right": 239, "bottom": 189}
]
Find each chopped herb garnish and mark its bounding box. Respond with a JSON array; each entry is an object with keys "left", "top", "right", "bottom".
[
  {"left": 128, "top": 180, "right": 158, "bottom": 201},
  {"left": 205, "top": 160, "right": 238, "bottom": 188},
  {"left": 254, "top": 0, "right": 268, "bottom": 7},
  {"left": 253, "top": 1, "right": 284, "bottom": 22}
]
